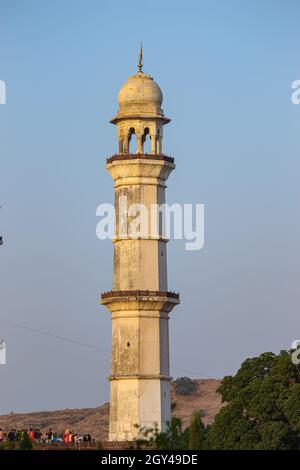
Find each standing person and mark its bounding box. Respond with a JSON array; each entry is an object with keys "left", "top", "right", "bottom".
[
  {"left": 7, "top": 429, "right": 15, "bottom": 442},
  {"left": 64, "top": 429, "right": 69, "bottom": 445},
  {"left": 36, "top": 429, "right": 42, "bottom": 442},
  {"left": 46, "top": 428, "right": 53, "bottom": 443},
  {"left": 69, "top": 431, "right": 75, "bottom": 444},
  {"left": 0, "top": 428, "right": 4, "bottom": 442}
]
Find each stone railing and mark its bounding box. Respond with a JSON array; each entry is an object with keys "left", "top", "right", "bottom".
[
  {"left": 106, "top": 153, "right": 174, "bottom": 164},
  {"left": 101, "top": 290, "right": 179, "bottom": 300}
]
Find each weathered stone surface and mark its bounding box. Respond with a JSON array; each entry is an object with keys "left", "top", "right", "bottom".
[{"left": 101, "top": 61, "right": 179, "bottom": 441}]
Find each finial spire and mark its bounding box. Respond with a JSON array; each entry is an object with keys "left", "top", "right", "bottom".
[{"left": 138, "top": 43, "right": 143, "bottom": 72}]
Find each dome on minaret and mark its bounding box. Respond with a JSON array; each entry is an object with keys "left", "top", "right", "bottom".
[
  {"left": 110, "top": 46, "right": 169, "bottom": 124},
  {"left": 118, "top": 71, "right": 163, "bottom": 107}
]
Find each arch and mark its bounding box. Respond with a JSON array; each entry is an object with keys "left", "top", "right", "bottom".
[
  {"left": 142, "top": 127, "right": 151, "bottom": 154},
  {"left": 128, "top": 127, "right": 137, "bottom": 154}
]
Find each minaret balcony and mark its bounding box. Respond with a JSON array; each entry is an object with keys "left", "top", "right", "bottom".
[
  {"left": 106, "top": 153, "right": 174, "bottom": 164},
  {"left": 101, "top": 289, "right": 180, "bottom": 315},
  {"left": 101, "top": 289, "right": 179, "bottom": 300}
]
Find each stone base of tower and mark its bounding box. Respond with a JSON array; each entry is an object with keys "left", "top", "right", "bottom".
[
  {"left": 109, "top": 376, "right": 171, "bottom": 441},
  {"left": 101, "top": 290, "right": 179, "bottom": 442}
]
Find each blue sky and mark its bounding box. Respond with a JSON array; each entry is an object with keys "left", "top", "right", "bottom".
[{"left": 0, "top": 0, "right": 299, "bottom": 414}]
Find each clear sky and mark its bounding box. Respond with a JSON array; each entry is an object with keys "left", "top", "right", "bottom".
[{"left": 0, "top": 0, "right": 299, "bottom": 414}]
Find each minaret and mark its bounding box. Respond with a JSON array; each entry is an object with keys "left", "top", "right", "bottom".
[{"left": 101, "top": 48, "right": 179, "bottom": 442}]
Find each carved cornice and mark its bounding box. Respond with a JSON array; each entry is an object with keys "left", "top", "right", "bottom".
[
  {"left": 101, "top": 290, "right": 179, "bottom": 300},
  {"left": 106, "top": 153, "right": 174, "bottom": 164}
]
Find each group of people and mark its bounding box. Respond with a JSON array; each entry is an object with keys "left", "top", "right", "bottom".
[
  {"left": 0, "top": 428, "right": 21, "bottom": 442},
  {"left": 0, "top": 427, "right": 94, "bottom": 445},
  {"left": 62, "top": 430, "right": 93, "bottom": 445}
]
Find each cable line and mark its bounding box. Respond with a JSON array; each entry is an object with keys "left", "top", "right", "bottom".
[{"left": 0, "top": 319, "right": 216, "bottom": 378}]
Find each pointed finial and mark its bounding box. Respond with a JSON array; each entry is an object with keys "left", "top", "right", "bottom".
[{"left": 138, "top": 43, "right": 143, "bottom": 72}]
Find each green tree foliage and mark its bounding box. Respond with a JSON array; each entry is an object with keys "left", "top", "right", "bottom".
[
  {"left": 173, "top": 377, "right": 197, "bottom": 395},
  {"left": 0, "top": 441, "right": 15, "bottom": 451},
  {"left": 207, "top": 351, "right": 300, "bottom": 450},
  {"left": 188, "top": 411, "right": 206, "bottom": 449},
  {"left": 19, "top": 431, "right": 33, "bottom": 450},
  {"left": 137, "top": 414, "right": 208, "bottom": 450},
  {"left": 137, "top": 351, "right": 300, "bottom": 450},
  {"left": 137, "top": 417, "right": 189, "bottom": 450}
]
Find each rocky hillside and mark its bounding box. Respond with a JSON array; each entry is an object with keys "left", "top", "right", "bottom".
[{"left": 0, "top": 379, "right": 222, "bottom": 441}]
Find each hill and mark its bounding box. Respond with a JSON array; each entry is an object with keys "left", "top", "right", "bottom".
[{"left": 0, "top": 379, "right": 222, "bottom": 441}]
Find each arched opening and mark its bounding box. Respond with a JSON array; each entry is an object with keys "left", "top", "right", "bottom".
[
  {"left": 142, "top": 127, "right": 151, "bottom": 154},
  {"left": 128, "top": 127, "right": 137, "bottom": 154}
]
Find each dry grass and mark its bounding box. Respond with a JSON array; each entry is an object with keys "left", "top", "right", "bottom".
[{"left": 0, "top": 379, "right": 222, "bottom": 441}]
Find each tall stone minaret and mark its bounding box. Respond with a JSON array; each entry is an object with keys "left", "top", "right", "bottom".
[{"left": 101, "top": 47, "right": 179, "bottom": 442}]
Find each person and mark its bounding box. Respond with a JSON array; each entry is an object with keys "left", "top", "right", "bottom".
[
  {"left": 29, "top": 428, "right": 35, "bottom": 441},
  {"left": 7, "top": 429, "right": 15, "bottom": 442},
  {"left": 64, "top": 429, "right": 69, "bottom": 445},
  {"left": 0, "top": 428, "right": 4, "bottom": 442},
  {"left": 35, "top": 429, "right": 42, "bottom": 441},
  {"left": 69, "top": 431, "right": 75, "bottom": 444},
  {"left": 46, "top": 428, "right": 53, "bottom": 443}
]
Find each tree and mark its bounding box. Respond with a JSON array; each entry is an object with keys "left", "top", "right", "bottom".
[
  {"left": 188, "top": 411, "right": 206, "bottom": 450},
  {"left": 137, "top": 417, "right": 189, "bottom": 450},
  {"left": 173, "top": 377, "right": 197, "bottom": 395},
  {"left": 19, "top": 432, "right": 33, "bottom": 451},
  {"left": 137, "top": 413, "right": 207, "bottom": 450},
  {"left": 207, "top": 351, "right": 300, "bottom": 450}
]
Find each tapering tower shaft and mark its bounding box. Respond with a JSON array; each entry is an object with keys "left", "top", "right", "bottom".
[{"left": 101, "top": 57, "right": 179, "bottom": 442}]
